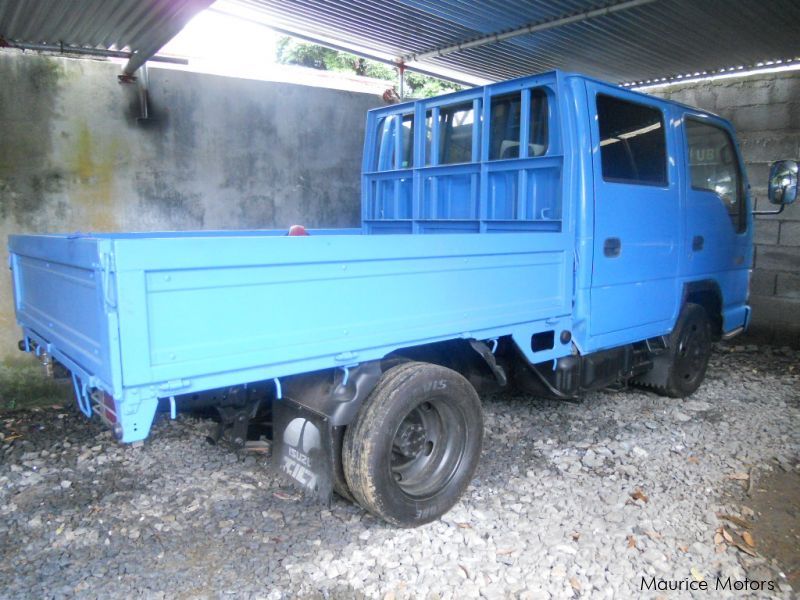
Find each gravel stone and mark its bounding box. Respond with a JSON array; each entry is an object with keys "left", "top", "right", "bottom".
[
  {"left": 683, "top": 400, "right": 712, "bottom": 412},
  {"left": 0, "top": 342, "right": 797, "bottom": 598}
]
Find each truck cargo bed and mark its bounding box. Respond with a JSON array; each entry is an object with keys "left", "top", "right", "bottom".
[{"left": 10, "top": 229, "right": 572, "bottom": 441}]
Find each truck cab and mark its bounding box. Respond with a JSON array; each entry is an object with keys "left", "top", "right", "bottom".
[{"left": 364, "top": 71, "right": 752, "bottom": 360}]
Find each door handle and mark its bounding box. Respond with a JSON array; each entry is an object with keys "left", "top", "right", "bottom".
[
  {"left": 603, "top": 237, "right": 621, "bottom": 258},
  {"left": 692, "top": 235, "right": 704, "bottom": 251}
]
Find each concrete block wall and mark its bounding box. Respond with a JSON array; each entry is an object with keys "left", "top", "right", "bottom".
[
  {"left": 650, "top": 71, "right": 800, "bottom": 346},
  {"left": 0, "top": 51, "right": 383, "bottom": 359}
]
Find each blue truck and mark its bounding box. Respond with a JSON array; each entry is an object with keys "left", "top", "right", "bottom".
[{"left": 8, "top": 71, "right": 798, "bottom": 526}]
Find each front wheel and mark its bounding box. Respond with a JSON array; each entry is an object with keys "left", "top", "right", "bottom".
[
  {"left": 636, "top": 303, "right": 713, "bottom": 397},
  {"left": 669, "top": 304, "right": 713, "bottom": 396},
  {"left": 342, "top": 362, "right": 483, "bottom": 527}
]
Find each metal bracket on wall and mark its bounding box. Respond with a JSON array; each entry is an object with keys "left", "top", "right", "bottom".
[{"left": 117, "top": 63, "right": 151, "bottom": 122}]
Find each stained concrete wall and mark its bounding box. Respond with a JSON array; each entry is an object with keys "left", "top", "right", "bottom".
[
  {"left": 0, "top": 51, "right": 383, "bottom": 359},
  {"left": 651, "top": 71, "right": 800, "bottom": 346}
]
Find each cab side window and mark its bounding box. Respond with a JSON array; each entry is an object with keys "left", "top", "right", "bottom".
[
  {"left": 597, "top": 94, "right": 667, "bottom": 186},
  {"left": 686, "top": 119, "right": 745, "bottom": 233}
]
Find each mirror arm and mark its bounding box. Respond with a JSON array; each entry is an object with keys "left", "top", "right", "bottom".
[{"left": 752, "top": 203, "right": 785, "bottom": 216}]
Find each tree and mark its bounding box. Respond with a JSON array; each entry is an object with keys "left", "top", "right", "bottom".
[{"left": 276, "top": 38, "right": 462, "bottom": 98}]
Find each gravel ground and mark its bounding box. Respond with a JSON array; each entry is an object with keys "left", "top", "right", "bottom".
[{"left": 0, "top": 343, "right": 798, "bottom": 599}]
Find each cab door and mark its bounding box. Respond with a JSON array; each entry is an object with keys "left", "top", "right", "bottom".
[
  {"left": 678, "top": 113, "right": 753, "bottom": 331},
  {"left": 586, "top": 82, "right": 681, "bottom": 348}
]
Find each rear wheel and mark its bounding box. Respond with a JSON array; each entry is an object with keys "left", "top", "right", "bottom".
[
  {"left": 332, "top": 435, "right": 354, "bottom": 501},
  {"left": 342, "top": 362, "right": 483, "bottom": 527}
]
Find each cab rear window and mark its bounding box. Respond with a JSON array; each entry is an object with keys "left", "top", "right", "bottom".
[
  {"left": 489, "top": 89, "right": 548, "bottom": 160},
  {"left": 426, "top": 102, "right": 475, "bottom": 165},
  {"left": 374, "top": 114, "right": 414, "bottom": 171}
]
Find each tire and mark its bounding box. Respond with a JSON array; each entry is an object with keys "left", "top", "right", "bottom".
[
  {"left": 637, "top": 303, "right": 713, "bottom": 398},
  {"left": 342, "top": 362, "right": 483, "bottom": 527},
  {"left": 332, "top": 433, "right": 354, "bottom": 501}
]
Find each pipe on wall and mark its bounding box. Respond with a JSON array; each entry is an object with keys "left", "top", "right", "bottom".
[{"left": 1, "top": 39, "right": 187, "bottom": 66}]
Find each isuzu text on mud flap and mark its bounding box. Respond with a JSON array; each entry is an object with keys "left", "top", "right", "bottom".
[{"left": 8, "top": 71, "right": 798, "bottom": 526}]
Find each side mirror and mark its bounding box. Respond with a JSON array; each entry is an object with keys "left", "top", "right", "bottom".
[{"left": 768, "top": 160, "right": 798, "bottom": 205}]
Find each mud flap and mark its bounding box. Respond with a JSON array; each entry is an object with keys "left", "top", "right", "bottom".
[{"left": 272, "top": 397, "right": 335, "bottom": 504}]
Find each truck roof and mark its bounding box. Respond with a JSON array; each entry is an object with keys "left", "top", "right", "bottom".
[{"left": 377, "top": 69, "right": 725, "bottom": 124}]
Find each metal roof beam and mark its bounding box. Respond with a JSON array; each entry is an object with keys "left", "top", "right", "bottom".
[
  {"left": 401, "top": 0, "right": 657, "bottom": 63},
  {"left": 2, "top": 39, "right": 188, "bottom": 66}
]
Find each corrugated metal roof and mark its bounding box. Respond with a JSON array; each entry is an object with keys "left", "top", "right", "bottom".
[
  {"left": 219, "top": 0, "right": 800, "bottom": 85},
  {"left": 0, "top": 0, "right": 213, "bottom": 74}
]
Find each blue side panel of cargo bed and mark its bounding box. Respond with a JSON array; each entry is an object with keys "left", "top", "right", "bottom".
[
  {"left": 111, "top": 231, "right": 571, "bottom": 393},
  {"left": 9, "top": 235, "right": 119, "bottom": 395}
]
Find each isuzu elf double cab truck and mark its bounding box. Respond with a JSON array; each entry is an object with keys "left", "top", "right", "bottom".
[{"left": 8, "top": 71, "right": 798, "bottom": 526}]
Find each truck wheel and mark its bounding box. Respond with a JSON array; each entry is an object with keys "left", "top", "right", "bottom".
[
  {"left": 637, "top": 303, "right": 712, "bottom": 398},
  {"left": 664, "top": 303, "right": 714, "bottom": 397},
  {"left": 332, "top": 437, "right": 354, "bottom": 501},
  {"left": 342, "top": 362, "right": 483, "bottom": 527}
]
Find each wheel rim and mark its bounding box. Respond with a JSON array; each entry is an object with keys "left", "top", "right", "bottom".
[
  {"left": 674, "top": 318, "right": 711, "bottom": 385},
  {"left": 389, "top": 398, "right": 467, "bottom": 500}
]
